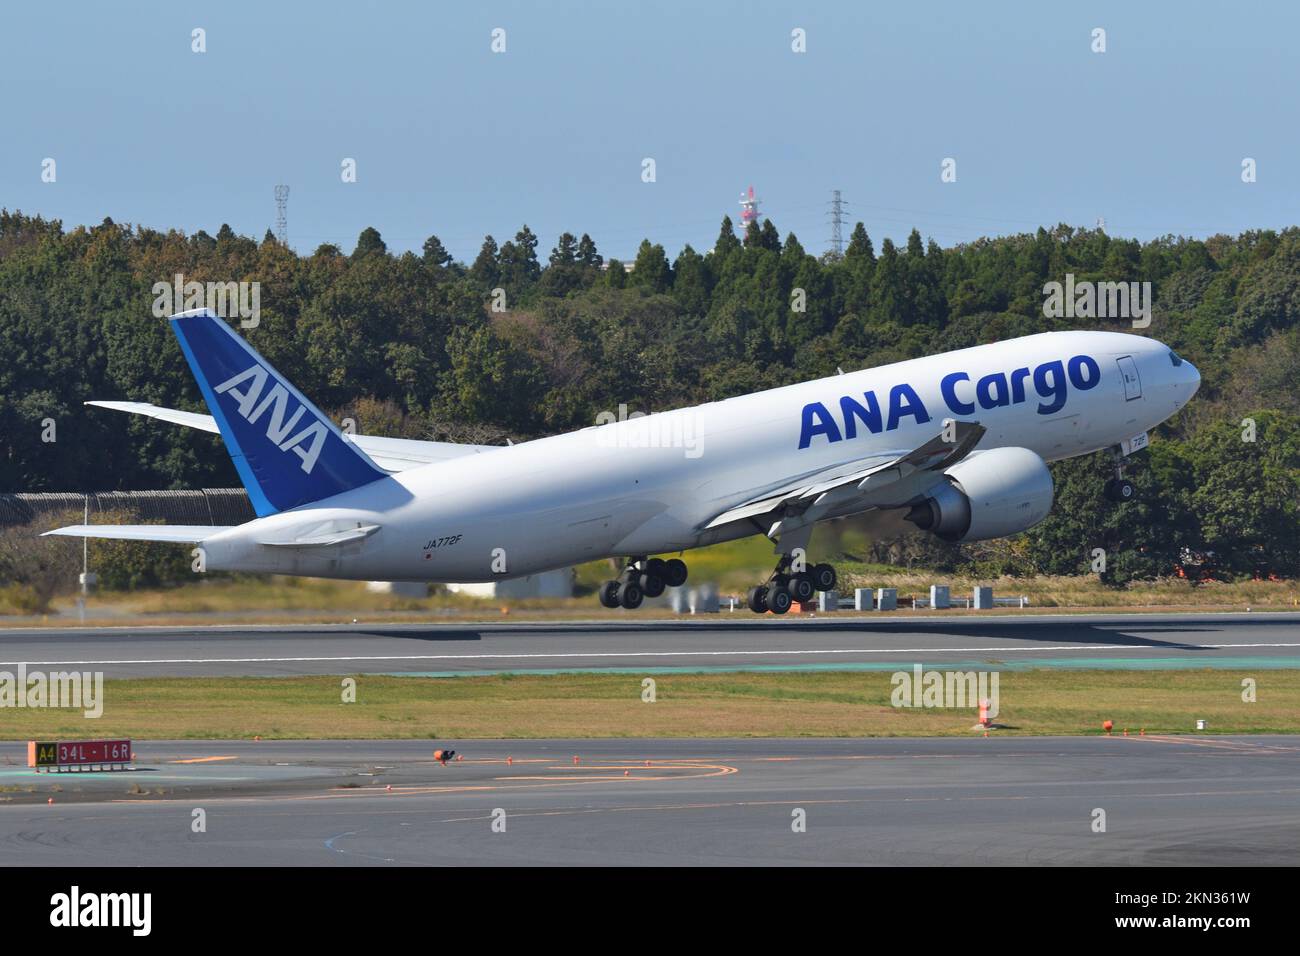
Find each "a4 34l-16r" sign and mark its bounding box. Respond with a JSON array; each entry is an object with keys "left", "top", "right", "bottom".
[{"left": 28, "top": 739, "right": 132, "bottom": 772}]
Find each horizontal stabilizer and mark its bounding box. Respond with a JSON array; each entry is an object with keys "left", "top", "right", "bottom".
[
  {"left": 85, "top": 400, "right": 498, "bottom": 473},
  {"left": 42, "top": 525, "right": 226, "bottom": 544},
  {"left": 86, "top": 400, "right": 219, "bottom": 433}
]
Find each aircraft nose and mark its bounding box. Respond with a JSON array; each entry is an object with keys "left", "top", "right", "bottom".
[{"left": 1184, "top": 360, "right": 1201, "bottom": 395}]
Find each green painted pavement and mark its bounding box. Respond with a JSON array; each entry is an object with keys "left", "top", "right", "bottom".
[{"left": 384, "top": 655, "right": 1300, "bottom": 678}]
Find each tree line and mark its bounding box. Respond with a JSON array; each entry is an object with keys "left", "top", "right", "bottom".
[{"left": 0, "top": 208, "right": 1297, "bottom": 585}]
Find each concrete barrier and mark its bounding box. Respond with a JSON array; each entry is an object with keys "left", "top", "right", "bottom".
[
  {"left": 854, "top": 588, "right": 873, "bottom": 611},
  {"left": 973, "top": 586, "right": 993, "bottom": 610},
  {"left": 817, "top": 590, "right": 839, "bottom": 612},
  {"left": 670, "top": 584, "right": 719, "bottom": 613},
  {"left": 368, "top": 581, "right": 429, "bottom": 598},
  {"left": 929, "top": 585, "right": 950, "bottom": 609},
  {"left": 875, "top": 587, "right": 898, "bottom": 611}
]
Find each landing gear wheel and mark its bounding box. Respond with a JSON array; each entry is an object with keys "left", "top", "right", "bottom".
[
  {"left": 598, "top": 580, "right": 621, "bottom": 609},
  {"left": 1105, "top": 478, "right": 1136, "bottom": 502},
  {"left": 811, "top": 563, "right": 837, "bottom": 592},
  {"left": 617, "top": 580, "right": 644, "bottom": 609},
  {"left": 639, "top": 572, "right": 666, "bottom": 598},
  {"left": 663, "top": 558, "right": 688, "bottom": 588},
  {"left": 645, "top": 558, "right": 667, "bottom": 579},
  {"left": 788, "top": 573, "right": 816, "bottom": 603},
  {"left": 765, "top": 585, "right": 792, "bottom": 615},
  {"left": 747, "top": 585, "right": 768, "bottom": 613}
]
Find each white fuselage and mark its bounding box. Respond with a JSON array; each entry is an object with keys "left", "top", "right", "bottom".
[{"left": 198, "top": 331, "right": 1199, "bottom": 581}]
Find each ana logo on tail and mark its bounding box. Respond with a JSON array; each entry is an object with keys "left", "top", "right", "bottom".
[{"left": 213, "top": 364, "right": 328, "bottom": 473}]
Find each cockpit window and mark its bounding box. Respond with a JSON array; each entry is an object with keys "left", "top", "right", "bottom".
[{"left": 1168, "top": 350, "right": 1183, "bottom": 367}]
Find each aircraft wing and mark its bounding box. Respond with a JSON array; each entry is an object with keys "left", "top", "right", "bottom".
[
  {"left": 701, "top": 421, "right": 986, "bottom": 533},
  {"left": 85, "top": 400, "right": 497, "bottom": 473}
]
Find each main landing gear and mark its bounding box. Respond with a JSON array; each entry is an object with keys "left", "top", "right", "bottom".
[
  {"left": 1104, "top": 455, "right": 1137, "bottom": 503},
  {"left": 746, "top": 557, "right": 837, "bottom": 615},
  {"left": 597, "top": 556, "right": 689, "bottom": 610}
]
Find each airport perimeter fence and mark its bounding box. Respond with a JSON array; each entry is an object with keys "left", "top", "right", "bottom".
[{"left": 0, "top": 489, "right": 255, "bottom": 529}]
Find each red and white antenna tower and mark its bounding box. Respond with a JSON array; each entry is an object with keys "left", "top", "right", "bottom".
[{"left": 738, "top": 185, "right": 762, "bottom": 233}]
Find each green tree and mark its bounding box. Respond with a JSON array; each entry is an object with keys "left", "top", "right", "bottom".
[
  {"left": 422, "top": 234, "right": 453, "bottom": 269},
  {"left": 631, "top": 240, "right": 672, "bottom": 293},
  {"left": 352, "top": 226, "right": 387, "bottom": 259},
  {"left": 469, "top": 235, "right": 500, "bottom": 288}
]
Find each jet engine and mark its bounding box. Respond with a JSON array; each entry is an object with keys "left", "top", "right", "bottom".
[{"left": 904, "top": 447, "right": 1053, "bottom": 542}]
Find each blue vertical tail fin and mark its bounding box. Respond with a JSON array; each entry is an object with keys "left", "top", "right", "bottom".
[{"left": 169, "top": 309, "right": 386, "bottom": 516}]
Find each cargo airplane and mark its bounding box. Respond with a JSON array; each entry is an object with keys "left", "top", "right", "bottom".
[{"left": 46, "top": 309, "right": 1200, "bottom": 613}]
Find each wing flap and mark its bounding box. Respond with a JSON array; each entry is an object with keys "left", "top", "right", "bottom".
[{"left": 700, "top": 421, "right": 987, "bottom": 533}]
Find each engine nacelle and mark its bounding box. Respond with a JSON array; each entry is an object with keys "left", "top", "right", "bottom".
[{"left": 904, "top": 447, "right": 1054, "bottom": 542}]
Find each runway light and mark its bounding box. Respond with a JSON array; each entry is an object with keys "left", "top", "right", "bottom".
[
  {"left": 506, "top": 756, "right": 513, "bottom": 766},
  {"left": 47, "top": 797, "right": 53, "bottom": 805},
  {"left": 573, "top": 755, "right": 580, "bottom": 765},
  {"left": 1102, "top": 720, "right": 1113, "bottom": 735}
]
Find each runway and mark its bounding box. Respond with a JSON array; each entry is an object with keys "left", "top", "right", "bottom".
[
  {"left": 2, "top": 736, "right": 1298, "bottom": 865},
  {"left": 0, "top": 612, "right": 1298, "bottom": 676}
]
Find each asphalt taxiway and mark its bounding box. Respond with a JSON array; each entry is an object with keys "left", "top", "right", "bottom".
[
  {"left": 0, "top": 612, "right": 1297, "bottom": 677},
  {"left": 1, "top": 735, "right": 1297, "bottom": 865}
]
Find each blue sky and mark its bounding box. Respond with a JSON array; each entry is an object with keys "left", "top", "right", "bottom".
[{"left": 3, "top": 1, "right": 1297, "bottom": 262}]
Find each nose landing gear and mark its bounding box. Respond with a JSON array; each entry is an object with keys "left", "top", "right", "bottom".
[
  {"left": 1105, "top": 453, "right": 1138, "bottom": 503},
  {"left": 597, "top": 556, "right": 689, "bottom": 610}
]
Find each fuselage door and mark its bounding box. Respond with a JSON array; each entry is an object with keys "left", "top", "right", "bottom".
[{"left": 1116, "top": 355, "right": 1142, "bottom": 401}]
